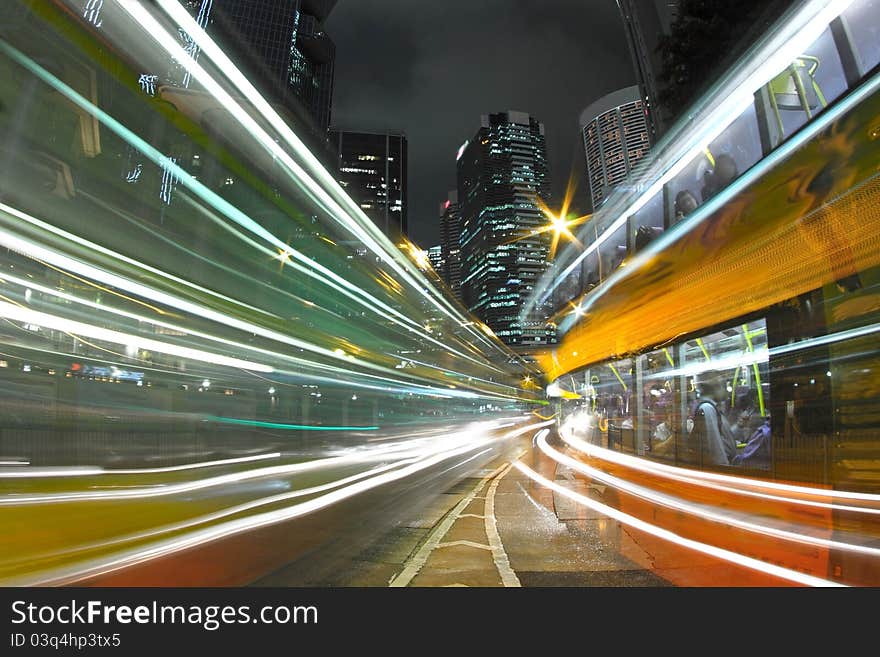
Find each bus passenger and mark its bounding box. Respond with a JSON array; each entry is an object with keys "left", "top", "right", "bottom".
[
  {"left": 689, "top": 371, "right": 738, "bottom": 466},
  {"left": 701, "top": 153, "right": 739, "bottom": 202},
  {"left": 674, "top": 190, "right": 699, "bottom": 221}
]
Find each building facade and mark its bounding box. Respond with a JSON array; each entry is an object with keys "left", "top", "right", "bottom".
[
  {"left": 580, "top": 86, "right": 651, "bottom": 211},
  {"left": 457, "top": 111, "right": 555, "bottom": 347},
  {"left": 439, "top": 190, "right": 463, "bottom": 301},
  {"left": 617, "top": 0, "right": 679, "bottom": 140},
  {"left": 426, "top": 245, "right": 444, "bottom": 274},
  {"left": 178, "top": 0, "right": 337, "bottom": 134},
  {"left": 330, "top": 130, "right": 408, "bottom": 238}
]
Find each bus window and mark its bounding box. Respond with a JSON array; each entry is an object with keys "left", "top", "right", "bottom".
[
  {"left": 598, "top": 223, "right": 627, "bottom": 281},
  {"left": 841, "top": 0, "right": 880, "bottom": 76},
  {"left": 664, "top": 102, "right": 760, "bottom": 219},
  {"left": 682, "top": 321, "right": 771, "bottom": 470},
  {"left": 762, "top": 27, "right": 849, "bottom": 145},
  {"left": 639, "top": 347, "right": 680, "bottom": 463},
  {"left": 704, "top": 103, "right": 763, "bottom": 197},
  {"left": 666, "top": 153, "right": 707, "bottom": 225},
  {"left": 593, "top": 358, "right": 634, "bottom": 452},
  {"left": 630, "top": 192, "right": 663, "bottom": 254}
]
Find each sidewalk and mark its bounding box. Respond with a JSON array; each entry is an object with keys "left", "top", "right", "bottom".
[
  {"left": 346, "top": 438, "right": 671, "bottom": 587},
  {"left": 494, "top": 446, "right": 669, "bottom": 587}
]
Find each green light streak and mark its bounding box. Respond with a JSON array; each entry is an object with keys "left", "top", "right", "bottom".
[
  {"left": 742, "top": 325, "right": 766, "bottom": 417},
  {"left": 208, "top": 416, "right": 379, "bottom": 431}
]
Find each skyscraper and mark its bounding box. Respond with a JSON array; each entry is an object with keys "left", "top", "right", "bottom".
[
  {"left": 580, "top": 86, "right": 651, "bottom": 211},
  {"left": 439, "top": 190, "right": 463, "bottom": 301},
  {"left": 181, "top": 0, "right": 337, "bottom": 133},
  {"left": 331, "top": 130, "right": 408, "bottom": 238},
  {"left": 457, "top": 111, "right": 555, "bottom": 347},
  {"left": 426, "top": 245, "right": 444, "bottom": 274},
  {"left": 617, "top": 0, "right": 679, "bottom": 140}
]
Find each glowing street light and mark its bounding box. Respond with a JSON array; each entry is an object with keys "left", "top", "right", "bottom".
[{"left": 506, "top": 175, "right": 590, "bottom": 259}]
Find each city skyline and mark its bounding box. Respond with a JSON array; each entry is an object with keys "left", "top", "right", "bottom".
[
  {"left": 2, "top": 0, "right": 879, "bottom": 601},
  {"left": 326, "top": 0, "right": 635, "bottom": 248}
]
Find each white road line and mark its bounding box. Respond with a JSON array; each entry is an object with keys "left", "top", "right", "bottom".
[
  {"left": 485, "top": 461, "right": 521, "bottom": 587},
  {"left": 436, "top": 540, "right": 492, "bottom": 551},
  {"left": 389, "top": 448, "right": 527, "bottom": 588},
  {"left": 389, "top": 462, "right": 508, "bottom": 587}
]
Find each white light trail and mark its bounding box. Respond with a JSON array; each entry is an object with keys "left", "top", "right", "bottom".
[
  {"left": 116, "top": 4, "right": 473, "bottom": 328},
  {"left": 0, "top": 201, "right": 273, "bottom": 319},
  {"left": 0, "top": 268, "right": 523, "bottom": 402},
  {"left": 1, "top": 420, "right": 550, "bottom": 505},
  {"left": 0, "top": 301, "right": 273, "bottom": 373},
  {"left": 0, "top": 209, "right": 509, "bottom": 394},
  {"left": 0, "top": 44, "right": 511, "bottom": 383},
  {"left": 12, "top": 457, "right": 422, "bottom": 572},
  {"left": 0, "top": 453, "right": 281, "bottom": 479},
  {"left": 146, "top": 0, "right": 509, "bottom": 356},
  {"left": 560, "top": 421, "right": 880, "bottom": 505},
  {"left": 537, "top": 433, "right": 880, "bottom": 558},
  {"left": 513, "top": 458, "right": 845, "bottom": 587},
  {"left": 12, "top": 421, "right": 549, "bottom": 586}
]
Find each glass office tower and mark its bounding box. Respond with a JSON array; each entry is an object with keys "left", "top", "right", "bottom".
[
  {"left": 617, "top": 0, "right": 679, "bottom": 140},
  {"left": 330, "top": 130, "right": 408, "bottom": 239},
  {"left": 181, "top": 0, "right": 337, "bottom": 133},
  {"left": 457, "top": 111, "right": 555, "bottom": 347},
  {"left": 440, "top": 190, "right": 463, "bottom": 301}
]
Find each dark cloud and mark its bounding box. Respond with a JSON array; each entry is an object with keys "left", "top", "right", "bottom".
[
  {"left": 326, "top": 1, "right": 634, "bottom": 247},
  {"left": 328, "top": 12, "right": 420, "bottom": 109}
]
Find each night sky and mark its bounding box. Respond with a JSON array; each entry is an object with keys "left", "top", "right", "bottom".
[{"left": 326, "top": 0, "right": 635, "bottom": 248}]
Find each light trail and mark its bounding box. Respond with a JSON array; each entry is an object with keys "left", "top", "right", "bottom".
[
  {"left": 0, "top": 453, "right": 281, "bottom": 479},
  {"left": 563, "top": 68, "right": 880, "bottom": 333},
  {"left": 0, "top": 203, "right": 466, "bottom": 385},
  {"left": 513, "top": 453, "right": 845, "bottom": 587},
  {"left": 1, "top": 420, "right": 550, "bottom": 505},
  {"left": 0, "top": 44, "right": 513, "bottom": 384},
  {"left": 0, "top": 200, "right": 272, "bottom": 320},
  {"left": 208, "top": 416, "right": 379, "bottom": 431},
  {"left": 9, "top": 421, "right": 550, "bottom": 586},
  {"left": 24, "top": 8, "right": 507, "bottom": 375},
  {"left": 559, "top": 419, "right": 880, "bottom": 506},
  {"left": 3, "top": 457, "right": 423, "bottom": 574},
  {"left": 0, "top": 301, "right": 274, "bottom": 373},
  {"left": 537, "top": 433, "right": 880, "bottom": 558},
  {"left": 531, "top": 0, "right": 856, "bottom": 313},
  {"left": 151, "top": 0, "right": 502, "bottom": 352},
  {"left": 0, "top": 209, "right": 530, "bottom": 403}
]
